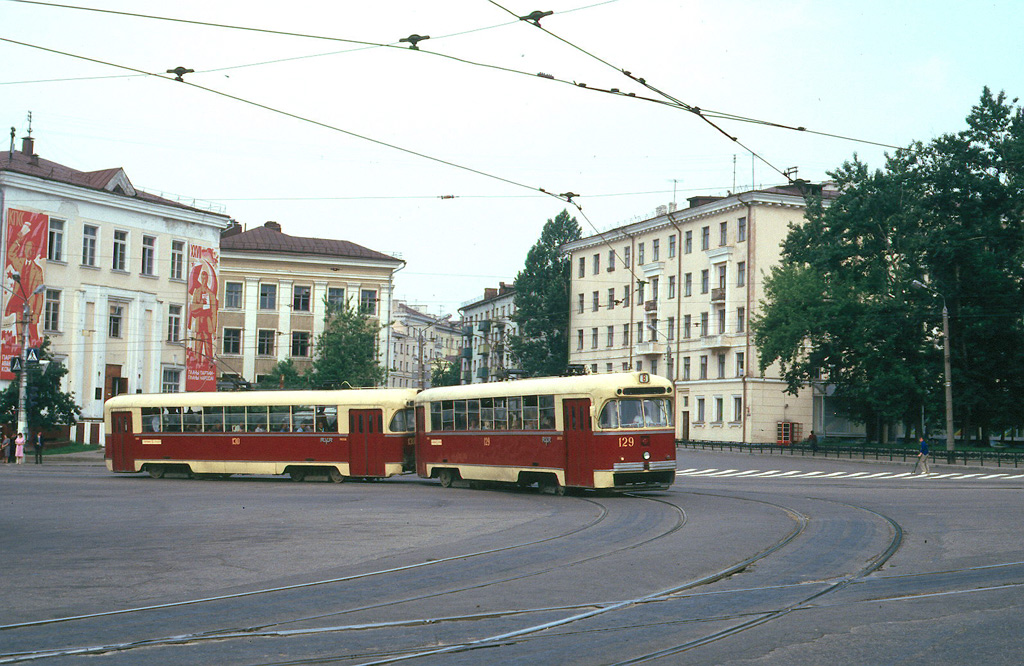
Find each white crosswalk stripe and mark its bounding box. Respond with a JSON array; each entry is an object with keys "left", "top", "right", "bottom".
[{"left": 675, "top": 467, "right": 1024, "bottom": 483}]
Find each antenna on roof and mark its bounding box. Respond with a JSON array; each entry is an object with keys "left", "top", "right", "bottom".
[
  {"left": 8, "top": 127, "right": 14, "bottom": 159},
  {"left": 26, "top": 111, "right": 32, "bottom": 136}
]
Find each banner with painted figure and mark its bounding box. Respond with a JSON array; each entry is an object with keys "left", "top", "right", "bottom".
[
  {"left": 185, "top": 245, "right": 219, "bottom": 392},
  {"left": 1, "top": 208, "right": 48, "bottom": 381}
]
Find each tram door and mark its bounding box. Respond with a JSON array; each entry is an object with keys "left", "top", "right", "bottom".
[
  {"left": 563, "top": 399, "right": 592, "bottom": 487},
  {"left": 349, "top": 409, "right": 385, "bottom": 476},
  {"left": 108, "top": 411, "right": 135, "bottom": 472}
]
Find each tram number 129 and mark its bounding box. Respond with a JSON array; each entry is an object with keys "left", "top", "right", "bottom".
[{"left": 618, "top": 436, "right": 635, "bottom": 448}]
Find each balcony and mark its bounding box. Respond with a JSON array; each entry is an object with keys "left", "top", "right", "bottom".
[
  {"left": 701, "top": 334, "right": 730, "bottom": 350},
  {"left": 644, "top": 300, "right": 658, "bottom": 313},
  {"left": 478, "top": 320, "right": 491, "bottom": 333},
  {"left": 478, "top": 343, "right": 491, "bottom": 355},
  {"left": 461, "top": 347, "right": 472, "bottom": 359},
  {"left": 635, "top": 341, "right": 667, "bottom": 356},
  {"left": 476, "top": 366, "right": 490, "bottom": 380},
  {"left": 462, "top": 324, "right": 473, "bottom": 337},
  {"left": 710, "top": 287, "right": 726, "bottom": 302}
]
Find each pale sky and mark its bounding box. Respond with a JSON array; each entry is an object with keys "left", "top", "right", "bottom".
[{"left": 2, "top": 0, "right": 1020, "bottom": 316}]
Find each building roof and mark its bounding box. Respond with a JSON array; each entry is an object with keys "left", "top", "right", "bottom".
[
  {"left": 220, "top": 220, "right": 401, "bottom": 263},
  {"left": 1, "top": 136, "right": 231, "bottom": 220}
]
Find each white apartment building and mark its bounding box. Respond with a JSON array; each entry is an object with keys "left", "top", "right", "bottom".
[
  {"left": 1, "top": 134, "right": 231, "bottom": 443},
  {"left": 388, "top": 301, "right": 461, "bottom": 389},
  {"left": 459, "top": 282, "right": 518, "bottom": 384},
  {"left": 563, "top": 184, "right": 836, "bottom": 444}
]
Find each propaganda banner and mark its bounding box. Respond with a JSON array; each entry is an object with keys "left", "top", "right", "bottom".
[
  {"left": 1, "top": 208, "right": 48, "bottom": 381},
  {"left": 185, "top": 245, "right": 219, "bottom": 392}
]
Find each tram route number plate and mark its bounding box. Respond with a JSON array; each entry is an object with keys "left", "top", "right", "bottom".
[
  {"left": 431, "top": 439, "right": 443, "bottom": 446},
  {"left": 141, "top": 439, "right": 161, "bottom": 446}
]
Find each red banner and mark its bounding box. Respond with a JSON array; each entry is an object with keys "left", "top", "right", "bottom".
[
  {"left": 2, "top": 209, "right": 48, "bottom": 381},
  {"left": 185, "top": 245, "right": 219, "bottom": 392}
]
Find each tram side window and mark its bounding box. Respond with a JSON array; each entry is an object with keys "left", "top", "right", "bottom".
[
  {"left": 480, "top": 398, "right": 494, "bottom": 429},
  {"left": 539, "top": 395, "right": 556, "bottom": 429},
  {"left": 162, "top": 407, "right": 183, "bottom": 432},
  {"left": 294, "top": 406, "right": 315, "bottom": 432},
  {"left": 507, "top": 397, "right": 523, "bottom": 430},
  {"left": 388, "top": 407, "right": 414, "bottom": 433},
  {"left": 203, "top": 406, "right": 224, "bottom": 432},
  {"left": 225, "top": 406, "right": 245, "bottom": 432},
  {"left": 493, "top": 397, "right": 507, "bottom": 429},
  {"left": 183, "top": 408, "right": 202, "bottom": 432},
  {"left": 454, "top": 400, "right": 468, "bottom": 430},
  {"left": 269, "top": 405, "right": 290, "bottom": 432},
  {"left": 523, "top": 395, "right": 540, "bottom": 430},
  {"left": 467, "top": 399, "right": 481, "bottom": 429},
  {"left": 247, "top": 405, "right": 268, "bottom": 432},
  {"left": 430, "top": 402, "right": 442, "bottom": 431},
  {"left": 315, "top": 406, "right": 338, "bottom": 433},
  {"left": 142, "top": 407, "right": 161, "bottom": 432},
  {"left": 441, "top": 400, "right": 455, "bottom": 431}
]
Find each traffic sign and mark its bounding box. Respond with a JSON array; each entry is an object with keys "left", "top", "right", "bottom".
[
  {"left": 26, "top": 348, "right": 40, "bottom": 364},
  {"left": 10, "top": 357, "right": 21, "bottom": 372}
]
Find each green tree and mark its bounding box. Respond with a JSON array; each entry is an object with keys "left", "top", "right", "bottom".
[
  {"left": 0, "top": 338, "right": 80, "bottom": 432},
  {"left": 754, "top": 88, "right": 1024, "bottom": 443},
  {"left": 306, "top": 300, "right": 385, "bottom": 388},
  {"left": 430, "top": 358, "right": 461, "bottom": 387},
  {"left": 255, "top": 358, "right": 307, "bottom": 390},
  {"left": 508, "top": 210, "right": 582, "bottom": 377}
]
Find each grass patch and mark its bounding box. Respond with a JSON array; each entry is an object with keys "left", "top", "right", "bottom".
[{"left": 43, "top": 442, "right": 102, "bottom": 456}]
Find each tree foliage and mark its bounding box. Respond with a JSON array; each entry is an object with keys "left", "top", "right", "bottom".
[
  {"left": 255, "top": 358, "right": 307, "bottom": 390},
  {"left": 754, "top": 88, "right": 1024, "bottom": 441},
  {"left": 430, "top": 358, "right": 461, "bottom": 387},
  {"left": 508, "top": 210, "right": 582, "bottom": 377},
  {"left": 305, "top": 300, "right": 385, "bottom": 388},
  {"left": 0, "top": 338, "right": 80, "bottom": 432}
]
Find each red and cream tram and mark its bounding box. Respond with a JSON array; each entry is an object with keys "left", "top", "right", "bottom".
[
  {"left": 413, "top": 372, "right": 676, "bottom": 493},
  {"left": 104, "top": 389, "right": 417, "bottom": 481}
]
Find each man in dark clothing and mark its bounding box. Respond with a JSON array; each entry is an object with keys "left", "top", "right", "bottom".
[
  {"left": 914, "top": 437, "right": 930, "bottom": 474},
  {"left": 33, "top": 432, "right": 44, "bottom": 464}
]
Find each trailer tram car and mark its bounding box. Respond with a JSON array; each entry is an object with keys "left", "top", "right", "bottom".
[
  {"left": 414, "top": 372, "right": 676, "bottom": 493},
  {"left": 104, "top": 389, "right": 418, "bottom": 481}
]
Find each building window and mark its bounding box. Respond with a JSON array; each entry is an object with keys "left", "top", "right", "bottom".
[
  {"left": 636, "top": 360, "right": 643, "bottom": 372},
  {"left": 668, "top": 275, "right": 676, "bottom": 299},
  {"left": 170, "top": 240, "right": 185, "bottom": 280},
  {"left": 608, "top": 288, "right": 616, "bottom": 309},
  {"left": 47, "top": 219, "right": 64, "bottom": 261},
  {"left": 701, "top": 270, "right": 709, "bottom": 294},
  {"left": 685, "top": 230, "right": 693, "bottom": 254},
  {"left": 736, "top": 352, "right": 745, "bottom": 377},
  {"left": 112, "top": 230, "right": 128, "bottom": 271},
  {"left": 700, "top": 312, "right": 708, "bottom": 336},
  {"left": 291, "top": 331, "right": 311, "bottom": 357},
  {"left": 737, "top": 261, "right": 746, "bottom": 287},
  {"left": 650, "top": 358, "right": 658, "bottom": 376},
  {"left": 82, "top": 225, "right": 97, "bottom": 267},
  {"left": 733, "top": 396, "right": 743, "bottom": 422},
  {"left": 578, "top": 293, "right": 585, "bottom": 314},
  {"left": 624, "top": 246, "right": 631, "bottom": 268},
  {"left": 578, "top": 257, "right": 586, "bottom": 278},
  {"left": 637, "top": 281, "right": 645, "bottom": 303},
  {"left": 622, "top": 323, "right": 630, "bottom": 345},
  {"left": 668, "top": 234, "right": 677, "bottom": 258},
  {"left": 683, "top": 314, "right": 691, "bottom": 339},
  {"left": 699, "top": 355, "right": 708, "bottom": 379},
  {"left": 701, "top": 226, "right": 710, "bottom": 250},
  {"left": 683, "top": 357, "right": 691, "bottom": 380},
  {"left": 718, "top": 308, "right": 726, "bottom": 334},
  {"left": 43, "top": 289, "right": 60, "bottom": 332},
  {"left": 715, "top": 397, "right": 724, "bottom": 422},
  {"left": 259, "top": 283, "right": 277, "bottom": 310},
  {"left": 720, "top": 221, "right": 728, "bottom": 246},
  {"left": 225, "top": 282, "right": 243, "bottom": 309},
  {"left": 667, "top": 317, "right": 675, "bottom": 341},
  {"left": 593, "top": 253, "right": 600, "bottom": 274},
  {"left": 327, "top": 287, "right": 345, "bottom": 310},
  {"left": 606, "top": 363, "right": 614, "bottom": 374},
  {"left": 161, "top": 368, "right": 182, "bottom": 393},
  {"left": 360, "top": 289, "right": 378, "bottom": 315},
  {"left": 592, "top": 291, "right": 600, "bottom": 312},
  {"left": 591, "top": 328, "right": 598, "bottom": 349},
  {"left": 608, "top": 249, "right": 616, "bottom": 271},
  {"left": 696, "top": 397, "right": 705, "bottom": 423},
  {"left": 718, "top": 264, "right": 727, "bottom": 289},
  {"left": 652, "top": 239, "right": 660, "bottom": 261},
  {"left": 257, "top": 329, "right": 276, "bottom": 356},
  {"left": 622, "top": 285, "right": 630, "bottom": 307},
  {"left": 717, "top": 353, "right": 726, "bottom": 378},
  {"left": 141, "top": 235, "right": 156, "bottom": 276},
  {"left": 167, "top": 304, "right": 182, "bottom": 342},
  {"left": 607, "top": 325, "right": 614, "bottom": 347},
  {"left": 684, "top": 273, "right": 692, "bottom": 297},
  {"left": 638, "top": 242, "right": 645, "bottom": 265},
  {"left": 577, "top": 329, "right": 584, "bottom": 350},
  {"left": 109, "top": 304, "right": 124, "bottom": 338},
  {"left": 651, "top": 277, "right": 659, "bottom": 302},
  {"left": 222, "top": 328, "right": 242, "bottom": 355},
  {"left": 293, "top": 285, "right": 311, "bottom": 311},
  {"left": 737, "top": 307, "right": 746, "bottom": 333},
  {"left": 738, "top": 216, "right": 747, "bottom": 242},
  {"left": 636, "top": 321, "right": 644, "bottom": 343}
]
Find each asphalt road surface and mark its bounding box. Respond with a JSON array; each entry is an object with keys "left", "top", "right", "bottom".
[{"left": 1, "top": 450, "right": 1021, "bottom": 665}]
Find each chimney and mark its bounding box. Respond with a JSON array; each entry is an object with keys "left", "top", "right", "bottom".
[
  {"left": 21, "top": 135, "right": 34, "bottom": 156},
  {"left": 264, "top": 221, "right": 282, "bottom": 232},
  {"left": 221, "top": 220, "right": 243, "bottom": 238}
]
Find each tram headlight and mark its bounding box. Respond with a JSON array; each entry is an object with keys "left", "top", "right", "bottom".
[{"left": 643, "top": 451, "right": 650, "bottom": 460}]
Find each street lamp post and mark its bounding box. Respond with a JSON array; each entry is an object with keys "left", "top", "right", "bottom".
[
  {"left": 4, "top": 271, "right": 46, "bottom": 438},
  {"left": 912, "top": 280, "right": 955, "bottom": 456}
]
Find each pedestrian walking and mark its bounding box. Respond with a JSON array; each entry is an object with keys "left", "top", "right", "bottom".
[
  {"left": 1, "top": 433, "right": 8, "bottom": 463},
  {"left": 33, "top": 432, "right": 44, "bottom": 464},
  {"left": 14, "top": 432, "right": 25, "bottom": 465},
  {"left": 806, "top": 430, "right": 819, "bottom": 453},
  {"left": 4, "top": 431, "right": 12, "bottom": 464},
  {"left": 913, "top": 437, "right": 930, "bottom": 475}
]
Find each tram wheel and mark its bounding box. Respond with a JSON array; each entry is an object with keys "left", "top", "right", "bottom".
[
  {"left": 328, "top": 468, "right": 345, "bottom": 483},
  {"left": 540, "top": 478, "right": 565, "bottom": 496},
  {"left": 437, "top": 469, "right": 456, "bottom": 488},
  {"left": 290, "top": 469, "right": 306, "bottom": 482},
  {"left": 148, "top": 465, "right": 165, "bottom": 479}
]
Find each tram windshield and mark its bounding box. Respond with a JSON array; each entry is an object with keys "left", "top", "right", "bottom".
[{"left": 598, "top": 398, "right": 674, "bottom": 429}]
